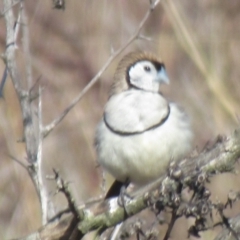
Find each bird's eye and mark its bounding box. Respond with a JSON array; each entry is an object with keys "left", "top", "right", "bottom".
[{"left": 144, "top": 66, "right": 151, "bottom": 72}]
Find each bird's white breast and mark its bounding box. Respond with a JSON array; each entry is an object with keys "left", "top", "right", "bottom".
[
  {"left": 104, "top": 90, "right": 169, "bottom": 133},
  {"left": 95, "top": 91, "right": 193, "bottom": 186}
]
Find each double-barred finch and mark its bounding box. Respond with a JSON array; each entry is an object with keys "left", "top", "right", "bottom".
[{"left": 95, "top": 51, "right": 193, "bottom": 190}]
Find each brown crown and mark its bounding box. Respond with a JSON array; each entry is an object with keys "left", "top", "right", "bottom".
[{"left": 110, "top": 51, "right": 163, "bottom": 96}]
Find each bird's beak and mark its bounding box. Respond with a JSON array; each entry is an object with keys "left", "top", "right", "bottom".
[{"left": 157, "top": 68, "right": 170, "bottom": 84}]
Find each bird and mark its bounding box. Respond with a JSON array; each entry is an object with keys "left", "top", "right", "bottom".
[{"left": 95, "top": 51, "right": 193, "bottom": 195}]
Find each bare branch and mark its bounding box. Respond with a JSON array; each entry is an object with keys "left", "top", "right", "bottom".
[
  {"left": 3, "top": 0, "right": 47, "bottom": 223},
  {"left": 48, "top": 169, "right": 82, "bottom": 220},
  {"left": 3, "top": 0, "right": 38, "bottom": 163},
  {"left": 0, "top": 0, "right": 21, "bottom": 98},
  {"left": 0, "top": 0, "right": 21, "bottom": 18},
  {"left": 42, "top": 0, "right": 162, "bottom": 138},
  {"left": 9, "top": 154, "right": 28, "bottom": 170},
  {"left": 0, "top": 67, "right": 8, "bottom": 98},
  {"left": 37, "top": 87, "right": 49, "bottom": 224},
  {"left": 163, "top": 209, "right": 178, "bottom": 240}
]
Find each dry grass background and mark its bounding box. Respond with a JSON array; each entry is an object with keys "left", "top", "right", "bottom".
[{"left": 0, "top": 0, "right": 240, "bottom": 239}]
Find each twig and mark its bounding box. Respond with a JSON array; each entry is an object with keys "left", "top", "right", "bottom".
[
  {"left": 37, "top": 86, "right": 49, "bottom": 224},
  {"left": 9, "top": 154, "right": 28, "bottom": 170},
  {"left": 138, "top": 34, "right": 155, "bottom": 42},
  {"left": 110, "top": 223, "right": 123, "bottom": 240},
  {"left": 21, "top": 4, "right": 33, "bottom": 88},
  {"left": 48, "top": 169, "right": 83, "bottom": 220},
  {"left": 98, "top": 163, "right": 107, "bottom": 198},
  {"left": 42, "top": 0, "right": 162, "bottom": 138},
  {"left": 0, "top": 1, "right": 21, "bottom": 98},
  {"left": 0, "top": 0, "right": 21, "bottom": 18},
  {"left": 0, "top": 67, "right": 8, "bottom": 98},
  {"left": 163, "top": 209, "right": 178, "bottom": 240},
  {"left": 47, "top": 208, "right": 71, "bottom": 223},
  {"left": 3, "top": 0, "right": 38, "bottom": 162}
]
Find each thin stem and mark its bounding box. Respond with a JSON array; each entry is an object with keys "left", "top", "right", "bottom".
[{"left": 163, "top": 209, "right": 178, "bottom": 240}]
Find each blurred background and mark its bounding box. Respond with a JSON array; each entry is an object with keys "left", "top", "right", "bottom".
[{"left": 0, "top": 0, "right": 240, "bottom": 239}]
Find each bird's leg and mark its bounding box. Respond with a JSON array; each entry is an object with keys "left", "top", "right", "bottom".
[
  {"left": 117, "top": 179, "right": 132, "bottom": 219},
  {"left": 104, "top": 179, "right": 132, "bottom": 218},
  {"left": 105, "top": 180, "right": 124, "bottom": 199}
]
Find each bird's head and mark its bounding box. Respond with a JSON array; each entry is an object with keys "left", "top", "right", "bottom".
[{"left": 111, "top": 52, "right": 169, "bottom": 95}]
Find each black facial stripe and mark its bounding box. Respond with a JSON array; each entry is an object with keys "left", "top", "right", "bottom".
[
  {"left": 126, "top": 64, "right": 142, "bottom": 91},
  {"left": 152, "top": 61, "right": 165, "bottom": 71},
  {"left": 103, "top": 104, "right": 171, "bottom": 136},
  {"left": 126, "top": 64, "right": 131, "bottom": 87}
]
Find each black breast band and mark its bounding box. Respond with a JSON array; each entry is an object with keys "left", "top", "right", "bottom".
[{"left": 103, "top": 104, "right": 170, "bottom": 136}]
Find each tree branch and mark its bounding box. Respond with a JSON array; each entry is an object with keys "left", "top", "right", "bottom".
[{"left": 13, "top": 128, "right": 240, "bottom": 240}]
